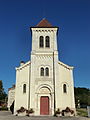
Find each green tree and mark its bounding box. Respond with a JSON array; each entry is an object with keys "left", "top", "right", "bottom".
[
  {"left": 74, "top": 87, "right": 90, "bottom": 108},
  {"left": 0, "top": 80, "right": 7, "bottom": 101}
]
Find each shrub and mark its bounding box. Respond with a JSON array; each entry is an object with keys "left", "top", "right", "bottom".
[
  {"left": 54, "top": 108, "right": 61, "bottom": 116},
  {"left": 65, "top": 107, "right": 71, "bottom": 112},
  {"left": 55, "top": 108, "right": 60, "bottom": 114},
  {"left": 0, "top": 106, "right": 8, "bottom": 111},
  {"left": 17, "top": 107, "right": 26, "bottom": 114},
  {"left": 26, "top": 108, "right": 34, "bottom": 114},
  {"left": 17, "top": 107, "right": 34, "bottom": 116},
  {"left": 61, "top": 107, "right": 75, "bottom": 116}
]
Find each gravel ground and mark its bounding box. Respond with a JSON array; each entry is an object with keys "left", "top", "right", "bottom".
[{"left": 0, "top": 111, "right": 90, "bottom": 120}]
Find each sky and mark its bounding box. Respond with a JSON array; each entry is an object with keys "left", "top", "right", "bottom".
[{"left": 0, "top": 0, "right": 90, "bottom": 93}]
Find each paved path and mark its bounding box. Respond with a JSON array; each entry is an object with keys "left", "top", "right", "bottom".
[{"left": 0, "top": 111, "right": 90, "bottom": 120}]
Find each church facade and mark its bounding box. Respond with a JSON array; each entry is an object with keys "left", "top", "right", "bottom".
[{"left": 14, "top": 19, "right": 75, "bottom": 115}]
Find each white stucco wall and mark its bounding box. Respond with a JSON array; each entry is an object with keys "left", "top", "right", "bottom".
[
  {"left": 14, "top": 61, "right": 30, "bottom": 113},
  {"left": 30, "top": 53, "right": 54, "bottom": 115},
  {"left": 8, "top": 88, "right": 15, "bottom": 110},
  {"left": 55, "top": 61, "right": 75, "bottom": 110},
  {"left": 31, "top": 28, "right": 58, "bottom": 52}
]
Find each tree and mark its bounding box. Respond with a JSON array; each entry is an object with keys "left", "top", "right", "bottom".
[
  {"left": 74, "top": 87, "right": 90, "bottom": 108},
  {"left": 0, "top": 80, "right": 7, "bottom": 101}
]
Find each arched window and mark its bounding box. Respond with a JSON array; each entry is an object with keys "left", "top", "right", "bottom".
[
  {"left": 40, "top": 67, "right": 44, "bottom": 76},
  {"left": 63, "top": 84, "right": 67, "bottom": 93},
  {"left": 45, "top": 36, "right": 50, "bottom": 48},
  {"left": 45, "top": 67, "right": 49, "bottom": 76},
  {"left": 39, "top": 36, "right": 44, "bottom": 48},
  {"left": 23, "top": 84, "right": 26, "bottom": 93}
]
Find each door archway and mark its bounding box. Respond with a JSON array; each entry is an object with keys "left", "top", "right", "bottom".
[
  {"left": 39, "top": 87, "right": 50, "bottom": 115},
  {"left": 35, "top": 84, "right": 54, "bottom": 115}
]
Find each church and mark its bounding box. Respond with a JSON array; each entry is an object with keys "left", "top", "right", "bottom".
[{"left": 14, "top": 19, "right": 75, "bottom": 115}]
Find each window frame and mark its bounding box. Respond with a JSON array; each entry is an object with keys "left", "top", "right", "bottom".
[
  {"left": 45, "top": 36, "right": 50, "bottom": 48},
  {"left": 45, "top": 67, "right": 49, "bottom": 76},
  {"left": 39, "top": 36, "right": 44, "bottom": 48},
  {"left": 63, "top": 84, "right": 67, "bottom": 93},
  {"left": 40, "top": 67, "right": 44, "bottom": 76},
  {"left": 23, "top": 84, "right": 26, "bottom": 93}
]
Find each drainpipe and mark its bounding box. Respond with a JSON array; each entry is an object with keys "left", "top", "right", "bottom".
[
  {"left": 28, "top": 62, "right": 31, "bottom": 110},
  {"left": 53, "top": 52, "right": 56, "bottom": 115}
]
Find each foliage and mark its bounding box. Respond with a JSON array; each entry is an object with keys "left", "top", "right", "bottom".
[
  {"left": 74, "top": 87, "right": 90, "bottom": 108},
  {"left": 64, "top": 107, "right": 71, "bottom": 112},
  {"left": 17, "top": 107, "right": 34, "bottom": 115},
  {"left": 28, "top": 108, "right": 34, "bottom": 114},
  {"left": 55, "top": 108, "right": 60, "bottom": 115},
  {"left": 0, "top": 106, "right": 8, "bottom": 111},
  {"left": 76, "top": 108, "right": 88, "bottom": 117},
  {"left": 62, "top": 107, "right": 74, "bottom": 116},
  {"left": 0, "top": 80, "right": 7, "bottom": 101},
  {"left": 17, "top": 107, "right": 26, "bottom": 113}
]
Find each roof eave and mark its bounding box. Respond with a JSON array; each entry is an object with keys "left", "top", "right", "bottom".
[{"left": 30, "top": 26, "right": 58, "bottom": 28}]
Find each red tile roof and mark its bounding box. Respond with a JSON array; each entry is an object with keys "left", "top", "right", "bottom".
[{"left": 36, "top": 18, "right": 53, "bottom": 27}]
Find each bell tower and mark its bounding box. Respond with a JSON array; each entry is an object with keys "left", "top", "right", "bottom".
[
  {"left": 29, "top": 19, "right": 59, "bottom": 115},
  {"left": 31, "top": 19, "right": 58, "bottom": 53}
]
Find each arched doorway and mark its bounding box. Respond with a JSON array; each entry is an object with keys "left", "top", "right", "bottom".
[
  {"left": 36, "top": 85, "right": 54, "bottom": 115},
  {"left": 39, "top": 87, "right": 50, "bottom": 115},
  {"left": 40, "top": 96, "right": 49, "bottom": 115}
]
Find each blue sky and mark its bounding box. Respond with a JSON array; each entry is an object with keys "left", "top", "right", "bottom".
[{"left": 0, "top": 0, "right": 90, "bottom": 93}]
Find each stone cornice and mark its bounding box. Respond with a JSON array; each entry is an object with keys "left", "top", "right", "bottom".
[
  {"left": 31, "top": 51, "right": 58, "bottom": 55},
  {"left": 31, "top": 27, "right": 58, "bottom": 32},
  {"left": 58, "top": 61, "right": 74, "bottom": 70},
  {"left": 15, "top": 61, "right": 31, "bottom": 70}
]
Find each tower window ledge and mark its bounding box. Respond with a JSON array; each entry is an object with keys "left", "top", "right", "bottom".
[{"left": 36, "top": 78, "right": 52, "bottom": 81}]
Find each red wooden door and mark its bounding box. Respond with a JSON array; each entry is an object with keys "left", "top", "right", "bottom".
[{"left": 40, "top": 96, "right": 49, "bottom": 115}]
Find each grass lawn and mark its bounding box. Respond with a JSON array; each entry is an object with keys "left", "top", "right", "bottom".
[{"left": 76, "top": 108, "right": 88, "bottom": 117}]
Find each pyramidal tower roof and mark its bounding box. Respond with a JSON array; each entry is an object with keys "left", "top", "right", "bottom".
[
  {"left": 30, "top": 18, "right": 58, "bottom": 28},
  {"left": 36, "top": 18, "right": 53, "bottom": 27}
]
